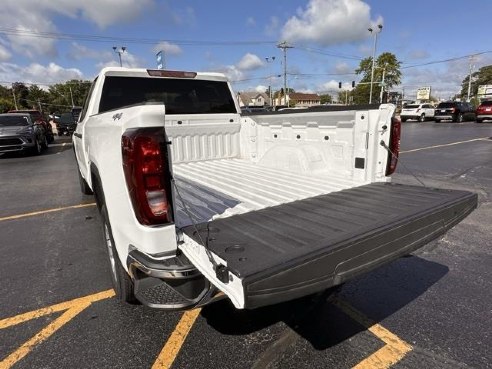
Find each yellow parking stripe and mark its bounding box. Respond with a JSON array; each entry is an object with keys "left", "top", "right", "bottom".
[
  {"left": 151, "top": 308, "right": 202, "bottom": 369},
  {"left": 0, "top": 290, "right": 114, "bottom": 369},
  {"left": 0, "top": 203, "right": 96, "bottom": 222},
  {"left": 332, "top": 298, "right": 412, "bottom": 369}
]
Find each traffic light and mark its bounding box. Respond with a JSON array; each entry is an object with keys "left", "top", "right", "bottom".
[
  {"left": 352, "top": 81, "right": 355, "bottom": 88},
  {"left": 338, "top": 82, "right": 342, "bottom": 89}
]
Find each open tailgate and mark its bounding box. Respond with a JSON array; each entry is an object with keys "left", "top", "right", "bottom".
[{"left": 180, "top": 183, "right": 477, "bottom": 309}]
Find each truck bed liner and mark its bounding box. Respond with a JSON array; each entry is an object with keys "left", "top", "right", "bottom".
[{"left": 182, "top": 183, "right": 477, "bottom": 308}]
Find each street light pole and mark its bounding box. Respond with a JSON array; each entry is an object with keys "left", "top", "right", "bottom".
[
  {"left": 112, "top": 46, "right": 127, "bottom": 67},
  {"left": 368, "top": 24, "right": 383, "bottom": 104},
  {"left": 467, "top": 56, "right": 474, "bottom": 102}
]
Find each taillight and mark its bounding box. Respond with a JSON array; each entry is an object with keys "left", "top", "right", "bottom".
[
  {"left": 451, "top": 108, "right": 456, "bottom": 113},
  {"left": 386, "top": 117, "right": 401, "bottom": 176},
  {"left": 122, "top": 127, "right": 173, "bottom": 225}
]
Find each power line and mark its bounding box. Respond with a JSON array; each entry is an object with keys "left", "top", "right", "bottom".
[
  {"left": 402, "top": 51, "right": 492, "bottom": 69},
  {"left": 0, "top": 27, "right": 277, "bottom": 46},
  {"left": 295, "top": 46, "right": 364, "bottom": 61}
]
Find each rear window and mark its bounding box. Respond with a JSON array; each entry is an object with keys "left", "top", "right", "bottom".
[
  {"left": 437, "top": 102, "right": 456, "bottom": 108},
  {"left": 480, "top": 100, "right": 492, "bottom": 106},
  {"left": 0, "top": 115, "right": 29, "bottom": 127},
  {"left": 405, "top": 104, "right": 420, "bottom": 108},
  {"left": 99, "top": 77, "right": 237, "bottom": 115}
]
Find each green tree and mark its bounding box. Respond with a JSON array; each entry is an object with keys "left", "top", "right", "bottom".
[
  {"left": 12, "top": 82, "right": 29, "bottom": 109},
  {"left": 460, "top": 65, "right": 492, "bottom": 101},
  {"left": 353, "top": 52, "right": 402, "bottom": 104},
  {"left": 27, "top": 85, "right": 49, "bottom": 112},
  {"left": 319, "top": 94, "right": 332, "bottom": 104}
]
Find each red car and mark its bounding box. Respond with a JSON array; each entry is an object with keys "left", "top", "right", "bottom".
[
  {"left": 475, "top": 101, "right": 492, "bottom": 123},
  {"left": 8, "top": 110, "right": 54, "bottom": 143}
]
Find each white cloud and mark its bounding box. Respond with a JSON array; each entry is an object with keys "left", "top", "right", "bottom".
[
  {"left": 265, "top": 16, "right": 280, "bottom": 37},
  {"left": 214, "top": 65, "right": 244, "bottom": 82},
  {"left": 0, "top": 42, "right": 12, "bottom": 62},
  {"left": 0, "top": 62, "right": 83, "bottom": 85},
  {"left": 0, "top": 0, "right": 155, "bottom": 58},
  {"left": 320, "top": 80, "right": 340, "bottom": 90},
  {"left": 68, "top": 43, "right": 113, "bottom": 61},
  {"left": 255, "top": 85, "right": 267, "bottom": 92},
  {"left": 246, "top": 17, "right": 256, "bottom": 27},
  {"left": 281, "top": 0, "right": 382, "bottom": 46},
  {"left": 237, "top": 53, "right": 264, "bottom": 71},
  {"left": 152, "top": 42, "right": 183, "bottom": 56},
  {"left": 96, "top": 51, "right": 143, "bottom": 69},
  {"left": 335, "top": 62, "right": 352, "bottom": 74}
]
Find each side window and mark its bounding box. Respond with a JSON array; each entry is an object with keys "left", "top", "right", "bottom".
[{"left": 79, "top": 77, "right": 98, "bottom": 122}]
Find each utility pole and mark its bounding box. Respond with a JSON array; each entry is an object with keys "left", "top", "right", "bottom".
[
  {"left": 69, "top": 86, "right": 74, "bottom": 107},
  {"left": 467, "top": 56, "right": 474, "bottom": 102},
  {"left": 368, "top": 24, "right": 383, "bottom": 104},
  {"left": 11, "top": 84, "right": 18, "bottom": 110},
  {"left": 277, "top": 41, "right": 293, "bottom": 106},
  {"left": 265, "top": 56, "right": 276, "bottom": 108}
]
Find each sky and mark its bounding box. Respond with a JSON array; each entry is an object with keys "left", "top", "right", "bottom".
[{"left": 1, "top": 0, "right": 492, "bottom": 101}]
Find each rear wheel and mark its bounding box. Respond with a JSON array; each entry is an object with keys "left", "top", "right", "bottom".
[
  {"left": 476, "top": 118, "right": 483, "bottom": 123},
  {"left": 455, "top": 113, "right": 463, "bottom": 123},
  {"left": 41, "top": 135, "right": 48, "bottom": 149},
  {"left": 401, "top": 117, "right": 407, "bottom": 122},
  {"left": 419, "top": 114, "right": 425, "bottom": 122},
  {"left": 31, "top": 137, "right": 42, "bottom": 155},
  {"left": 100, "top": 205, "right": 137, "bottom": 304},
  {"left": 434, "top": 119, "right": 440, "bottom": 123}
]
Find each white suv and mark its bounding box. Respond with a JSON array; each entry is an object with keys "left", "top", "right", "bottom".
[{"left": 400, "top": 103, "right": 435, "bottom": 122}]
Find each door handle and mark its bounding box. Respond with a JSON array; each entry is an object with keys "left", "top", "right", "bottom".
[{"left": 73, "top": 133, "right": 82, "bottom": 139}]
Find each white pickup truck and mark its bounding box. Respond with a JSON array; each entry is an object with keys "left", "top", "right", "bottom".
[{"left": 73, "top": 67, "right": 477, "bottom": 310}]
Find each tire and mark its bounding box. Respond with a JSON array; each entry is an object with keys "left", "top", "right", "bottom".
[
  {"left": 419, "top": 114, "right": 425, "bottom": 122},
  {"left": 455, "top": 113, "right": 463, "bottom": 123},
  {"left": 78, "top": 170, "right": 93, "bottom": 195},
  {"left": 31, "top": 137, "right": 42, "bottom": 155},
  {"left": 41, "top": 135, "right": 48, "bottom": 150},
  {"left": 434, "top": 119, "right": 440, "bottom": 123},
  {"left": 401, "top": 118, "right": 407, "bottom": 122},
  {"left": 476, "top": 118, "right": 483, "bottom": 123},
  {"left": 100, "top": 205, "right": 137, "bottom": 304}
]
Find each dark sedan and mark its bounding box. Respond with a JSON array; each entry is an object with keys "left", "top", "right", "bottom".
[
  {"left": 0, "top": 113, "right": 47, "bottom": 155},
  {"left": 55, "top": 112, "right": 77, "bottom": 136}
]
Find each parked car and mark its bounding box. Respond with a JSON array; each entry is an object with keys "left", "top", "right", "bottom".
[
  {"left": 0, "top": 113, "right": 47, "bottom": 155},
  {"left": 475, "top": 100, "right": 492, "bottom": 123},
  {"left": 55, "top": 112, "right": 77, "bottom": 136},
  {"left": 400, "top": 103, "right": 435, "bottom": 122},
  {"left": 71, "top": 106, "right": 83, "bottom": 122},
  {"left": 434, "top": 102, "right": 476, "bottom": 123},
  {"left": 8, "top": 109, "right": 54, "bottom": 143}
]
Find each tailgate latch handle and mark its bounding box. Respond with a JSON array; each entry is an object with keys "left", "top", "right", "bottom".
[{"left": 215, "top": 264, "right": 230, "bottom": 284}]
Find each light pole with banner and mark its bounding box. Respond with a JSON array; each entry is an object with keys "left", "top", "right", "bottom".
[
  {"left": 156, "top": 51, "right": 165, "bottom": 70},
  {"left": 368, "top": 24, "right": 383, "bottom": 104}
]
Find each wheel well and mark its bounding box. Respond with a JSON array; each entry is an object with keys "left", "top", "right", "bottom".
[{"left": 90, "top": 164, "right": 105, "bottom": 212}]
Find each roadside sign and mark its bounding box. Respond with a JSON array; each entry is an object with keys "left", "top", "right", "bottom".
[
  {"left": 416, "top": 86, "right": 431, "bottom": 100},
  {"left": 156, "top": 51, "right": 163, "bottom": 70}
]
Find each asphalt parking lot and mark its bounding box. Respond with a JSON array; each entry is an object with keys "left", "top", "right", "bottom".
[{"left": 1, "top": 121, "right": 491, "bottom": 369}]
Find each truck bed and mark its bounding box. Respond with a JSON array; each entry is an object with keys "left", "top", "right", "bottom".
[
  {"left": 181, "top": 182, "right": 477, "bottom": 308},
  {"left": 173, "top": 158, "right": 360, "bottom": 227}
]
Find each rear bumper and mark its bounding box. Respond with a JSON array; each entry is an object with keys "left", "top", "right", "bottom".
[
  {"left": 434, "top": 114, "right": 455, "bottom": 120},
  {"left": 476, "top": 114, "right": 492, "bottom": 120},
  {"left": 127, "top": 249, "right": 223, "bottom": 310}
]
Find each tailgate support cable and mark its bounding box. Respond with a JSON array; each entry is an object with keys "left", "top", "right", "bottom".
[
  {"left": 380, "top": 141, "right": 427, "bottom": 187},
  {"left": 171, "top": 178, "right": 230, "bottom": 284}
]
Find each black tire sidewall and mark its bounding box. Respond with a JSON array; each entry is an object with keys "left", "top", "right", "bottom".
[{"left": 100, "top": 205, "right": 136, "bottom": 303}]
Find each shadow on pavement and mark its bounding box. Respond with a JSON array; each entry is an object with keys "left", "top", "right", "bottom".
[{"left": 201, "top": 255, "right": 448, "bottom": 350}]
